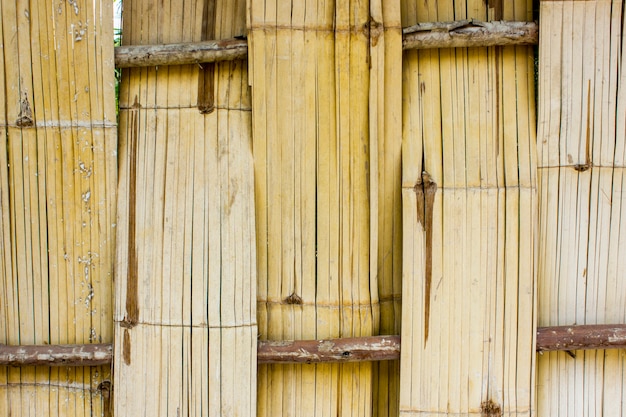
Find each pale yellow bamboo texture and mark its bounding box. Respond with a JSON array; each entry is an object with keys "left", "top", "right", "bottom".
[
  {"left": 0, "top": 0, "right": 116, "bottom": 415},
  {"left": 114, "top": 1, "right": 256, "bottom": 416},
  {"left": 249, "top": 0, "right": 385, "bottom": 416},
  {"left": 536, "top": 2, "right": 626, "bottom": 416},
  {"left": 400, "top": 1, "right": 536, "bottom": 416},
  {"left": 370, "top": 1, "right": 403, "bottom": 417}
]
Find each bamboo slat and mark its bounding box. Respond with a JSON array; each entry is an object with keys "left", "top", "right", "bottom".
[
  {"left": 399, "top": 1, "right": 537, "bottom": 416},
  {"left": 249, "top": 0, "right": 402, "bottom": 416},
  {"left": 536, "top": 2, "right": 626, "bottom": 416},
  {"left": 370, "top": 2, "right": 403, "bottom": 417},
  {"left": 114, "top": 1, "right": 256, "bottom": 416},
  {"left": 0, "top": 0, "right": 116, "bottom": 415}
]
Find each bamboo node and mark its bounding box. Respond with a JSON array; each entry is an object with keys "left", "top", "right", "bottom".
[
  {"left": 16, "top": 95, "right": 34, "bottom": 127},
  {"left": 480, "top": 400, "right": 502, "bottom": 417},
  {"left": 284, "top": 292, "right": 303, "bottom": 305},
  {"left": 369, "top": 18, "right": 383, "bottom": 47}
]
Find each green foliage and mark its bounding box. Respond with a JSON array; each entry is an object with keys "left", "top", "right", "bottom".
[{"left": 114, "top": 0, "right": 122, "bottom": 117}]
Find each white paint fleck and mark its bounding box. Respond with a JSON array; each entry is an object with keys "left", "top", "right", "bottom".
[{"left": 78, "top": 162, "right": 92, "bottom": 177}]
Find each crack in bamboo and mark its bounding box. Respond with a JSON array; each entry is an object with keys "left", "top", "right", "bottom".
[{"left": 414, "top": 171, "right": 437, "bottom": 346}]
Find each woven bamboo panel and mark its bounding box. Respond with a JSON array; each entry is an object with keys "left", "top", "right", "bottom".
[
  {"left": 0, "top": 0, "right": 116, "bottom": 416},
  {"left": 114, "top": 1, "right": 256, "bottom": 415},
  {"left": 536, "top": 1, "right": 626, "bottom": 416},
  {"left": 249, "top": 0, "right": 402, "bottom": 415},
  {"left": 399, "top": 1, "right": 537, "bottom": 416}
]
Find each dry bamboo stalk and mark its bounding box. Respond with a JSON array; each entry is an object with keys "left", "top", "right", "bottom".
[
  {"left": 400, "top": 1, "right": 536, "bottom": 416},
  {"left": 0, "top": 0, "right": 116, "bottom": 415},
  {"left": 536, "top": 2, "right": 626, "bottom": 416},
  {"left": 114, "top": 1, "right": 256, "bottom": 416}
]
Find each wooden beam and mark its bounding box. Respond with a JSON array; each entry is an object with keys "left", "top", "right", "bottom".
[
  {"left": 2, "top": 325, "right": 623, "bottom": 366},
  {"left": 0, "top": 343, "right": 113, "bottom": 367},
  {"left": 536, "top": 325, "right": 626, "bottom": 352},
  {"left": 113, "top": 21, "right": 538, "bottom": 69},
  {"left": 114, "top": 38, "right": 248, "bottom": 68},
  {"left": 257, "top": 336, "right": 401, "bottom": 364},
  {"left": 402, "top": 20, "right": 538, "bottom": 50}
]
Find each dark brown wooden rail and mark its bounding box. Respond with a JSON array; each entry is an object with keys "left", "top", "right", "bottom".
[{"left": 2, "top": 325, "right": 624, "bottom": 367}]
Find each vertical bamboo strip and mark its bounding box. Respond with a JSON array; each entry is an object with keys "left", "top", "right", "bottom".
[
  {"left": 536, "top": 2, "right": 626, "bottom": 416},
  {"left": 370, "top": 2, "right": 403, "bottom": 417},
  {"left": 249, "top": 0, "right": 400, "bottom": 415},
  {"left": 399, "top": 1, "right": 537, "bottom": 416},
  {"left": 114, "top": 1, "right": 256, "bottom": 416},
  {"left": 0, "top": 0, "right": 116, "bottom": 415}
]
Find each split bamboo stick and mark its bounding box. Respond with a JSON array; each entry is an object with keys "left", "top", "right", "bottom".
[
  {"left": 0, "top": 0, "right": 116, "bottom": 415},
  {"left": 114, "top": 1, "right": 256, "bottom": 416},
  {"left": 400, "top": 1, "right": 537, "bottom": 416},
  {"left": 536, "top": 1, "right": 626, "bottom": 416}
]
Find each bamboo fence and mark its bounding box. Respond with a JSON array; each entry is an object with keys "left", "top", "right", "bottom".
[
  {"left": 114, "top": 0, "right": 256, "bottom": 415},
  {"left": 400, "top": 1, "right": 537, "bottom": 416},
  {"left": 536, "top": 1, "right": 626, "bottom": 416},
  {"left": 0, "top": 0, "right": 116, "bottom": 415},
  {"left": 3, "top": 0, "right": 626, "bottom": 416}
]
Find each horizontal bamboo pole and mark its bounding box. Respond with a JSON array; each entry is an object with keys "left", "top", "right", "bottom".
[
  {"left": 402, "top": 20, "right": 538, "bottom": 50},
  {"left": 0, "top": 343, "right": 113, "bottom": 366},
  {"left": 536, "top": 325, "right": 626, "bottom": 352},
  {"left": 114, "top": 38, "right": 248, "bottom": 68},
  {"left": 257, "top": 336, "right": 401, "bottom": 364},
  {"left": 2, "top": 325, "right": 623, "bottom": 366},
  {"left": 114, "top": 20, "right": 538, "bottom": 68}
]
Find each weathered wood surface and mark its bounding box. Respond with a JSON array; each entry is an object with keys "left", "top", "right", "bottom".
[
  {"left": 537, "top": 326, "right": 626, "bottom": 352},
  {"left": 0, "top": 0, "right": 116, "bottom": 415},
  {"left": 4, "top": 324, "right": 626, "bottom": 367},
  {"left": 114, "top": 0, "right": 256, "bottom": 416},
  {"left": 115, "top": 38, "right": 248, "bottom": 68},
  {"left": 258, "top": 336, "right": 401, "bottom": 364},
  {"left": 536, "top": 1, "right": 626, "bottom": 416},
  {"left": 400, "top": 1, "right": 537, "bottom": 416},
  {"left": 114, "top": 20, "right": 537, "bottom": 69},
  {"left": 0, "top": 344, "right": 112, "bottom": 367},
  {"left": 403, "top": 20, "right": 538, "bottom": 50}
]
